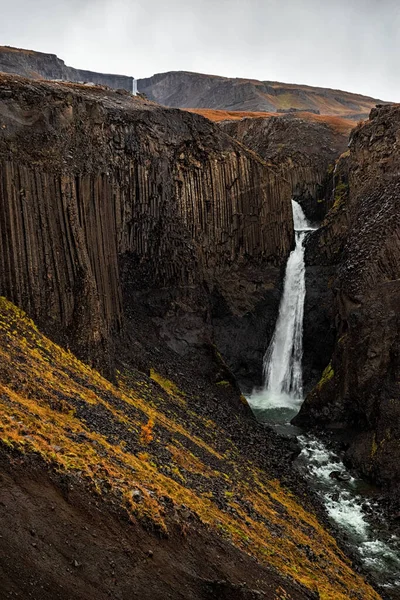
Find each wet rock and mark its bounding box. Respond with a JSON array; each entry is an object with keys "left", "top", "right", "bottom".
[{"left": 329, "top": 471, "right": 351, "bottom": 482}]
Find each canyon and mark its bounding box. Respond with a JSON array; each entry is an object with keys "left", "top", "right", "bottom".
[{"left": 0, "top": 48, "right": 399, "bottom": 600}]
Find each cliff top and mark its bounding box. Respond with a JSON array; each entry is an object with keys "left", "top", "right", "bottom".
[
  {"left": 0, "top": 45, "right": 134, "bottom": 91},
  {"left": 185, "top": 107, "right": 355, "bottom": 135}
]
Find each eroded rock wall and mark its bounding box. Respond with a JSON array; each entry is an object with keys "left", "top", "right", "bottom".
[{"left": 0, "top": 74, "right": 293, "bottom": 376}]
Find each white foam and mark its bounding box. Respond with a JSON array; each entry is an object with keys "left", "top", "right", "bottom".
[
  {"left": 248, "top": 388, "right": 302, "bottom": 410},
  {"left": 326, "top": 491, "right": 369, "bottom": 536}
]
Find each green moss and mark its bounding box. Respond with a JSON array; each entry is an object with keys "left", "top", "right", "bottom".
[
  {"left": 371, "top": 434, "right": 378, "bottom": 458},
  {"left": 333, "top": 180, "right": 348, "bottom": 210},
  {"left": 317, "top": 362, "right": 334, "bottom": 391},
  {"left": 327, "top": 163, "right": 335, "bottom": 175}
]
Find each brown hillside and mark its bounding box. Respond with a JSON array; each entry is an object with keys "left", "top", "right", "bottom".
[{"left": 138, "top": 71, "right": 386, "bottom": 120}]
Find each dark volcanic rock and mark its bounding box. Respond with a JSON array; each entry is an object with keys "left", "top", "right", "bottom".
[
  {"left": 0, "top": 451, "right": 319, "bottom": 600},
  {"left": 0, "top": 73, "right": 292, "bottom": 381},
  {"left": 295, "top": 105, "right": 400, "bottom": 497},
  {"left": 0, "top": 45, "right": 134, "bottom": 91},
  {"left": 219, "top": 114, "right": 350, "bottom": 223}
]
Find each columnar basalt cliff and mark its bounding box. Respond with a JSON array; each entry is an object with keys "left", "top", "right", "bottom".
[
  {"left": 0, "top": 46, "right": 134, "bottom": 91},
  {"left": 295, "top": 105, "right": 400, "bottom": 496},
  {"left": 0, "top": 74, "right": 293, "bottom": 377},
  {"left": 218, "top": 114, "right": 350, "bottom": 222}
]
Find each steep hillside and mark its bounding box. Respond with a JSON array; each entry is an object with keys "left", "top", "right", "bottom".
[
  {"left": 0, "top": 73, "right": 292, "bottom": 383},
  {"left": 0, "top": 45, "right": 134, "bottom": 91},
  {"left": 138, "top": 71, "right": 384, "bottom": 120},
  {"left": 295, "top": 105, "right": 400, "bottom": 497},
  {"left": 0, "top": 297, "right": 382, "bottom": 600}
]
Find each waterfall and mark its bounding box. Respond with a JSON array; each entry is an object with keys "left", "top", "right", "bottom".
[{"left": 249, "top": 200, "right": 315, "bottom": 419}]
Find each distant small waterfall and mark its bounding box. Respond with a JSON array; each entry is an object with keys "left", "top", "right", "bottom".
[{"left": 249, "top": 200, "right": 315, "bottom": 419}]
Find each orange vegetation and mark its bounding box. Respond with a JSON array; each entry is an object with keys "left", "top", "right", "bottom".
[
  {"left": 185, "top": 108, "right": 354, "bottom": 135},
  {"left": 186, "top": 108, "right": 279, "bottom": 122},
  {"left": 0, "top": 297, "right": 380, "bottom": 600}
]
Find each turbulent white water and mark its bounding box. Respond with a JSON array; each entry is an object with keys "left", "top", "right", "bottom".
[
  {"left": 249, "top": 200, "right": 315, "bottom": 418},
  {"left": 297, "top": 435, "right": 400, "bottom": 591},
  {"left": 246, "top": 199, "right": 400, "bottom": 595}
]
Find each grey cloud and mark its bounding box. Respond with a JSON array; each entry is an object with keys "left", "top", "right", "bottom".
[{"left": 0, "top": 0, "right": 399, "bottom": 100}]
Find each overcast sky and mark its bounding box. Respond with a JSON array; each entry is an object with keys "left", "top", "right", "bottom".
[{"left": 0, "top": 0, "right": 399, "bottom": 101}]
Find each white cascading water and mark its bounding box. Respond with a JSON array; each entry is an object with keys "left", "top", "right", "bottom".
[{"left": 249, "top": 200, "right": 315, "bottom": 416}]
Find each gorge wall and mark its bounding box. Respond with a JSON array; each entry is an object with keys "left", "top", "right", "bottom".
[
  {"left": 218, "top": 113, "right": 350, "bottom": 221},
  {"left": 216, "top": 113, "right": 351, "bottom": 389},
  {"left": 295, "top": 105, "right": 400, "bottom": 496},
  {"left": 0, "top": 73, "right": 293, "bottom": 381},
  {"left": 0, "top": 46, "right": 134, "bottom": 92}
]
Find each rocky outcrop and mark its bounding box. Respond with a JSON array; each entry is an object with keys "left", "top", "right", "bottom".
[
  {"left": 138, "top": 71, "right": 383, "bottom": 119},
  {"left": 295, "top": 105, "right": 400, "bottom": 495},
  {"left": 0, "top": 46, "right": 134, "bottom": 91},
  {"left": 219, "top": 114, "right": 350, "bottom": 223},
  {"left": 0, "top": 73, "right": 293, "bottom": 379}
]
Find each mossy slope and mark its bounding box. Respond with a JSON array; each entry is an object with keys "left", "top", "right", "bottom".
[{"left": 0, "top": 297, "right": 380, "bottom": 600}]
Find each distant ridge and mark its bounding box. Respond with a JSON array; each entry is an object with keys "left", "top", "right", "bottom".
[
  {"left": 138, "top": 70, "right": 386, "bottom": 120},
  {"left": 0, "top": 45, "right": 134, "bottom": 92}
]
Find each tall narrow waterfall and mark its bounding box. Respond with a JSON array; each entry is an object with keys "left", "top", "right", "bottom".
[{"left": 249, "top": 200, "right": 315, "bottom": 420}]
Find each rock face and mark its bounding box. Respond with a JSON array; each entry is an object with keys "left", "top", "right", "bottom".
[
  {"left": 138, "top": 71, "right": 383, "bottom": 119},
  {"left": 0, "top": 73, "right": 292, "bottom": 380},
  {"left": 213, "top": 113, "right": 351, "bottom": 389},
  {"left": 0, "top": 46, "right": 134, "bottom": 92},
  {"left": 219, "top": 114, "right": 350, "bottom": 222},
  {"left": 295, "top": 105, "right": 400, "bottom": 495}
]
